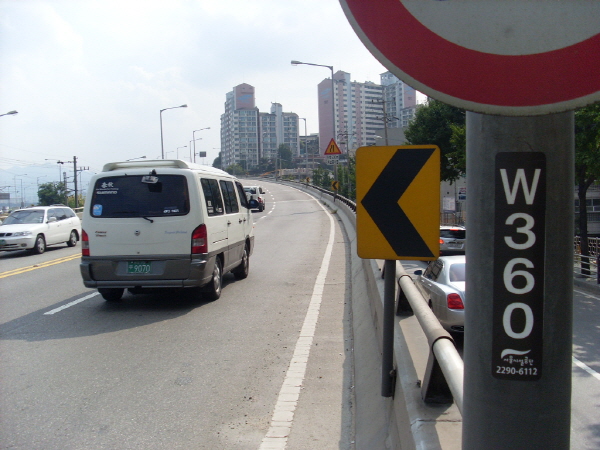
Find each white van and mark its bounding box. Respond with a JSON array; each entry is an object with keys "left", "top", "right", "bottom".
[{"left": 79, "top": 160, "right": 255, "bottom": 301}]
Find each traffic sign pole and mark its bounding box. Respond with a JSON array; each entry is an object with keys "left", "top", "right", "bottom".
[
  {"left": 382, "top": 259, "right": 397, "bottom": 397},
  {"left": 463, "top": 112, "right": 573, "bottom": 449}
]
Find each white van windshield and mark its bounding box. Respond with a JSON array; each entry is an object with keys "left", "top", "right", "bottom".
[{"left": 90, "top": 175, "right": 190, "bottom": 218}]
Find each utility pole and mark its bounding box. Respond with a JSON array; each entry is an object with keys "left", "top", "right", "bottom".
[
  {"left": 72, "top": 156, "right": 88, "bottom": 208},
  {"left": 73, "top": 157, "right": 78, "bottom": 208}
]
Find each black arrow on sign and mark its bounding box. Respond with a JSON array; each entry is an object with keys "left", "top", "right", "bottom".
[{"left": 361, "top": 148, "right": 435, "bottom": 258}]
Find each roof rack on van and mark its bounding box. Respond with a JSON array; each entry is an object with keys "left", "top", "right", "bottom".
[{"left": 101, "top": 160, "right": 229, "bottom": 176}]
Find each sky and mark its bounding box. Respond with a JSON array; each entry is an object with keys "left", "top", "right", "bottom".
[{"left": 0, "top": 0, "right": 407, "bottom": 203}]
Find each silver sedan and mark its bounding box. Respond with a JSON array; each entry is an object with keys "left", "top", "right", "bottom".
[{"left": 413, "top": 255, "right": 466, "bottom": 333}]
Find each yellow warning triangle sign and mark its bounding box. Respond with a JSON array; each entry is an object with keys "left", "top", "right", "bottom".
[{"left": 324, "top": 138, "right": 342, "bottom": 155}]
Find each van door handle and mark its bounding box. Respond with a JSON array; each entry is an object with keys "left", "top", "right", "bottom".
[
  {"left": 227, "top": 220, "right": 232, "bottom": 226},
  {"left": 239, "top": 218, "right": 243, "bottom": 224}
]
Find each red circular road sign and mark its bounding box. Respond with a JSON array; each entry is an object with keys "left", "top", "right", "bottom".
[{"left": 340, "top": 0, "right": 600, "bottom": 115}]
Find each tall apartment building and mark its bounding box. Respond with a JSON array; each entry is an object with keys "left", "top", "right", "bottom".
[
  {"left": 261, "top": 103, "right": 299, "bottom": 160},
  {"left": 380, "top": 71, "right": 417, "bottom": 128},
  {"left": 316, "top": 71, "right": 417, "bottom": 155},
  {"left": 221, "top": 84, "right": 299, "bottom": 170},
  {"left": 318, "top": 71, "right": 384, "bottom": 155},
  {"left": 220, "top": 83, "right": 260, "bottom": 170}
]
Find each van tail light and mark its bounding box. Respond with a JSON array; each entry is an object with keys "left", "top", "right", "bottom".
[
  {"left": 81, "top": 229, "right": 90, "bottom": 256},
  {"left": 439, "top": 239, "right": 444, "bottom": 244},
  {"left": 192, "top": 224, "right": 208, "bottom": 254},
  {"left": 447, "top": 293, "right": 464, "bottom": 310}
]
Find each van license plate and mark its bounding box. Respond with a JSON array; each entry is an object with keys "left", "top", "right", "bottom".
[{"left": 127, "top": 261, "right": 152, "bottom": 274}]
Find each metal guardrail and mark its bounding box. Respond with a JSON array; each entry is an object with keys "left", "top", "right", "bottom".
[
  {"left": 396, "top": 264, "right": 464, "bottom": 413},
  {"left": 574, "top": 253, "right": 599, "bottom": 283},
  {"left": 286, "top": 180, "right": 357, "bottom": 212},
  {"left": 574, "top": 237, "right": 599, "bottom": 283}
]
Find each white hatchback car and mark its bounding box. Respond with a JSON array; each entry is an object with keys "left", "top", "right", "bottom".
[{"left": 0, "top": 205, "right": 81, "bottom": 254}]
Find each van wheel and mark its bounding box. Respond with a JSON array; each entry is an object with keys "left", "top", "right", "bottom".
[
  {"left": 66, "top": 230, "right": 78, "bottom": 247},
  {"left": 32, "top": 235, "right": 46, "bottom": 254},
  {"left": 99, "top": 288, "right": 124, "bottom": 302},
  {"left": 233, "top": 246, "right": 249, "bottom": 280},
  {"left": 204, "top": 258, "right": 222, "bottom": 300}
]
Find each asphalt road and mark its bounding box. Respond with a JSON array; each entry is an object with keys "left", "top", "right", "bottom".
[{"left": 0, "top": 181, "right": 354, "bottom": 450}]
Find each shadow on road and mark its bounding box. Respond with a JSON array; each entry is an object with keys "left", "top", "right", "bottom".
[{"left": 0, "top": 273, "right": 242, "bottom": 342}]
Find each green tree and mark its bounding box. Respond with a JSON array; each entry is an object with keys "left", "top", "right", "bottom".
[
  {"left": 404, "top": 98, "right": 466, "bottom": 182},
  {"left": 312, "top": 167, "right": 332, "bottom": 189},
  {"left": 336, "top": 158, "right": 356, "bottom": 200},
  {"left": 225, "top": 164, "right": 245, "bottom": 176},
  {"left": 574, "top": 103, "right": 600, "bottom": 271},
  {"left": 257, "top": 157, "right": 275, "bottom": 175},
  {"left": 38, "top": 182, "right": 68, "bottom": 205},
  {"left": 212, "top": 154, "right": 222, "bottom": 169},
  {"left": 278, "top": 144, "right": 293, "bottom": 169}
]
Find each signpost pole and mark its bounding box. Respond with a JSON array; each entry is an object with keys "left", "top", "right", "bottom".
[
  {"left": 463, "top": 112, "right": 573, "bottom": 449},
  {"left": 382, "top": 259, "right": 397, "bottom": 397}
]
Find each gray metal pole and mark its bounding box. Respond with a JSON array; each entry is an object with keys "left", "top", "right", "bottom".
[
  {"left": 382, "top": 259, "right": 396, "bottom": 397},
  {"left": 160, "top": 110, "right": 165, "bottom": 159},
  {"left": 463, "top": 111, "right": 573, "bottom": 449},
  {"left": 73, "top": 156, "right": 78, "bottom": 208}
]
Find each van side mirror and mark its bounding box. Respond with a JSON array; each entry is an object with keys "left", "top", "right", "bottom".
[
  {"left": 248, "top": 199, "right": 259, "bottom": 209},
  {"left": 47, "top": 217, "right": 57, "bottom": 223}
]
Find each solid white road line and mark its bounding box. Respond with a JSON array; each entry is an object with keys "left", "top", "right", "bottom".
[
  {"left": 259, "top": 195, "right": 336, "bottom": 450},
  {"left": 573, "top": 357, "right": 600, "bottom": 381}
]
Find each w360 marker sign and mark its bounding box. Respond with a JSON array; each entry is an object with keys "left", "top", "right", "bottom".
[{"left": 493, "top": 153, "right": 546, "bottom": 381}]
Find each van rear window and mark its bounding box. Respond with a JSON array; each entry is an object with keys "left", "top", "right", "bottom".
[{"left": 90, "top": 175, "right": 190, "bottom": 218}]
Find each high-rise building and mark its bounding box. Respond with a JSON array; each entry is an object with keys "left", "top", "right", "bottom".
[
  {"left": 380, "top": 71, "right": 417, "bottom": 128},
  {"left": 316, "top": 71, "right": 418, "bottom": 155},
  {"left": 318, "top": 71, "right": 384, "bottom": 155},
  {"left": 221, "top": 85, "right": 299, "bottom": 170},
  {"left": 220, "top": 83, "right": 260, "bottom": 170}
]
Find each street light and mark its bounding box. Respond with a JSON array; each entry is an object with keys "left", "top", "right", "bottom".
[
  {"left": 0, "top": 110, "right": 18, "bottom": 117},
  {"left": 190, "top": 138, "right": 202, "bottom": 162},
  {"left": 126, "top": 156, "right": 147, "bottom": 161},
  {"left": 291, "top": 60, "right": 336, "bottom": 149},
  {"left": 45, "top": 159, "right": 70, "bottom": 183},
  {"left": 160, "top": 104, "right": 187, "bottom": 159},
  {"left": 300, "top": 118, "right": 308, "bottom": 178},
  {"left": 14, "top": 175, "right": 27, "bottom": 208},
  {"left": 193, "top": 127, "right": 210, "bottom": 163}
]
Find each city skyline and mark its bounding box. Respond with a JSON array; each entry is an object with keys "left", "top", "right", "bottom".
[{"left": 0, "top": 0, "right": 393, "bottom": 196}]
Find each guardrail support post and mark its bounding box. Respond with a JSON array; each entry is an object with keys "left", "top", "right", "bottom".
[
  {"left": 396, "top": 277, "right": 413, "bottom": 315},
  {"left": 421, "top": 349, "right": 453, "bottom": 404}
]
